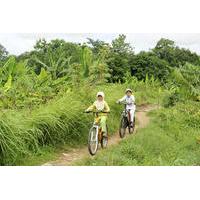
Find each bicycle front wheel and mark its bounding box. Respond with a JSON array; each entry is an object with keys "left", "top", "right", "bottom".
[{"left": 88, "top": 126, "right": 98, "bottom": 156}]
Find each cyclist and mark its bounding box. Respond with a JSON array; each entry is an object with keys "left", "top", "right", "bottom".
[
  {"left": 117, "top": 89, "right": 136, "bottom": 128},
  {"left": 85, "top": 91, "right": 110, "bottom": 137}
]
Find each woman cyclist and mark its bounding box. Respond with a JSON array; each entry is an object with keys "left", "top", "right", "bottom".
[{"left": 85, "top": 91, "right": 110, "bottom": 137}]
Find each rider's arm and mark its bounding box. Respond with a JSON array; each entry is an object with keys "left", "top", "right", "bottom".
[
  {"left": 131, "top": 95, "right": 135, "bottom": 104},
  {"left": 118, "top": 95, "right": 126, "bottom": 103},
  {"left": 104, "top": 101, "right": 110, "bottom": 113},
  {"left": 85, "top": 103, "right": 96, "bottom": 112}
]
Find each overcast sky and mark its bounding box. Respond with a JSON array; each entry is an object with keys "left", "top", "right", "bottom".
[{"left": 0, "top": 33, "right": 200, "bottom": 55}]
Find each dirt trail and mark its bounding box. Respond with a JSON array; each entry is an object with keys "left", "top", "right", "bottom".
[{"left": 43, "top": 104, "right": 158, "bottom": 166}]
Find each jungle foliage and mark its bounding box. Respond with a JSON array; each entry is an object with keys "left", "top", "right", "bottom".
[{"left": 0, "top": 34, "right": 199, "bottom": 165}]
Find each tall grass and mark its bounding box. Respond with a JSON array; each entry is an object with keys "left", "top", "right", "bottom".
[
  {"left": 0, "top": 79, "right": 164, "bottom": 165},
  {"left": 0, "top": 91, "right": 91, "bottom": 165}
]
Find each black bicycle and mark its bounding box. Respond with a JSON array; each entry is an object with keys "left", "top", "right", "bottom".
[{"left": 117, "top": 101, "right": 136, "bottom": 138}]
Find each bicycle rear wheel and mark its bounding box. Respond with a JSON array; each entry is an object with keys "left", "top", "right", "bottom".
[
  {"left": 128, "top": 116, "right": 136, "bottom": 134},
  {"left": 88, "top": 126, "right": 98, "bottom": 156},
  {"left": 101, "top": 125, "right": 108, "bottom": 148},
  {"left": 119, "top": 117, "right": 127, "bottom": 138}
]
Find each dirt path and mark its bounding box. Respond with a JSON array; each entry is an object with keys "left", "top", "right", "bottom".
[{"left": 43, "top": 104, "right": 158, "bottom": 166}]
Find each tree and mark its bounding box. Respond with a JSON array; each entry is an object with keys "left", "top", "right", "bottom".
[
  {"left": 0, "top": 44, "right": 8, "bottom": 66},
  {"left": 67, "top": 63, "right": 82, "bottom": 88},
  {"left": 18, "top": 39, "right": 81, "bottom": 75},
  {"left": 130, "top": 51, "right": 170, "bottom": 81},
  {"left": 33, "top": 48, "right": 71, "bottom": 80},
  {"left": 87, "top": 38, "right": 110, "bottom": 55},
  {"left": 153, "top": 38, "right": 177, "bottom": 67},
  {"left": 88, "top": 47, "right": 111, "bottom": 85},
  {"left": 107, "top": 34, "right": 134, "bottom": 82},
  {"left": 174, "top": 47, "right": 200, "bottom": 66},
  {"left": 153, "top": 38, "right": 200, "bottom": 67},
  {"left": 167, "top": 62, "right": 200, "bottom": 101},
  {"left": 80, "top": 45, "right": 93, "bottom": 78}
]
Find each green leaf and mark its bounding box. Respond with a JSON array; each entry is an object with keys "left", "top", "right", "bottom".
[{"left": 4, "top": 74, "right": 12, "bottom": 92}]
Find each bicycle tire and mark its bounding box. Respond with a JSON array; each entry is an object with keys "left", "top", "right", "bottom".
[
  {"left": 128, "top": 116, "right": 136, "bottom": 134},
  {"left": 119, "top": 117, "right": 127, "bottom": 138},
  {"left": 88, "top": 126, "right": 98, "bottom": 156},
  {"left": 101, "top": 125, "right": 108, "bottom": 148}
]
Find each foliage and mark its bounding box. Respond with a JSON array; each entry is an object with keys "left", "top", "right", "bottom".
[
  {"left": 80, "top": 45, "right": 93, "bottom": 78},
  {"left": 0, "top": 43, "right": 8, "bottom": 66},
  {"left": 0, "top": 34, "right": 200, "bottom": 165},
  {"left": 164, "top": 63, "right": 200, "bottom": 105},
  {"left": 19, "top": 39, "right": 81, "bottom": 75},
  {"left": 107, "top": 34, "right": 134, "bottom": 82},
  {"left": 130, "top": 51, "right": 170, "bottom": 82},
  {"left": 153, "top": 38, "right": 200, "bottom": 67}
]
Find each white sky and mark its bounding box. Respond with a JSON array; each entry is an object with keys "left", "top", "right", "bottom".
[{"left": 0, "top": 33, "right": 200, "bottom": 55}]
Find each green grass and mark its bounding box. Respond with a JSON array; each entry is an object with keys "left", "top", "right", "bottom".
[
  {"left": 76, "top": 102, "right": 200, "bottom": 166},
  {"left": 0, "top": 80, "right": 165, "bottom": 165}
]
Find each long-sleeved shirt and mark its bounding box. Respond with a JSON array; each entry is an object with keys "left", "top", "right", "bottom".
[
  {"left": 86, "top": 100, "right": 110, "bottom": 116},
  {"left": 118, "top": 95, "right": 136, "bottom": 110}
]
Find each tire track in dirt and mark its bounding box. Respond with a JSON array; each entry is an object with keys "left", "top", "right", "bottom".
[{"left": 42, "top": 104, "right": 158, "bottom": 166}]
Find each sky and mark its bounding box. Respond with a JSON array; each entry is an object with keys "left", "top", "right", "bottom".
[{"left": 0, "top": 33, "right": 200, "bottom": 55}]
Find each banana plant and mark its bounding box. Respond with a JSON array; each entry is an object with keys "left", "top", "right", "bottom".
[
  {"left": 33, "top": 49, "right": 71, "bottom": 80},
  {"left": 0, "top": 56, "right": 15, "bottom": 86},
  {"left": 0, "top": 56, "right": 30, "bottom": 92},
  {"left": 80, "top": 46, "right": 93, "bottom": 78},
  {"left": 170, "top": 63, "right": 200, "bottom": 100}
]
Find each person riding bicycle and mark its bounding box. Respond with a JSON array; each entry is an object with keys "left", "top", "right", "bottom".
[
  {"left": 117, "top": 89, "right": 136, "bottom": 128},
  {"left": 85, "top": 91, "right": 110, "bottom": 137}
]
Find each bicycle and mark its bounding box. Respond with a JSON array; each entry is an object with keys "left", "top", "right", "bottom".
[
  {"left": 85, "top": 111, "right": 109, "bottom": 156},
  {"left": 117, "top": 101, "right": 136, "bottom": 138}
]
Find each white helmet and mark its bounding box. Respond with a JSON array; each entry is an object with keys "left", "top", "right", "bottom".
[
  {"left": 125, "top": 88, "right": 132, "bottom": 93},
  {"left": 96, "top": 91, "right": 105, "bottom": 98}
]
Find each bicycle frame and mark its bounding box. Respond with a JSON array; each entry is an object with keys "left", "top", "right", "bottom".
[
  {"left": 121, "top": 104, "right": 131, "bottom": 122},
  {"left": 118, "top": 101, "right": 135, "bottom": 138},
  {"left": 87, "top": 111, "right": 108, "bottom": 142},
  {"left": 119, "top": 101, "right": 135, "bottom": 122}
]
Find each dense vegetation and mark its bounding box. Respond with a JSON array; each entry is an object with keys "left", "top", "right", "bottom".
[{"left": 0, "top": 34, "right": 199, "bottom": 165}]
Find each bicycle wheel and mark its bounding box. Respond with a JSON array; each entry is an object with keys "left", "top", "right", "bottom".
[
  {"left": 101, "top": 125, "right": 108, "bottom": 148},
  {"left": 128, "top": 116, "right": 136, "bottom": 134},
  {"left": 88, "top": 126, "right": 98, "bottom": 156},
  {"left": 119, "top": 117, "right": 127, "bottom": 138},
  {"left": 133, "top": 116, "right": 136, "bottom": 131}
]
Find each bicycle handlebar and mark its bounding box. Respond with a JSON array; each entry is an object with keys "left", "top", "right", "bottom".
[
  {"left": 117, "top": 101, "right": 136, "bottom": 106},
  {"left": 117, "top": 101, "right": 128, "bottom": 105},
  {"left": 84, "top": 111, "right": 110, "bottom": 114}
]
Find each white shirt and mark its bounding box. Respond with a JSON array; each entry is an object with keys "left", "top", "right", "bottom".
[{"left": 119, "top": 95, "right": 136, "bottom": 110}]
